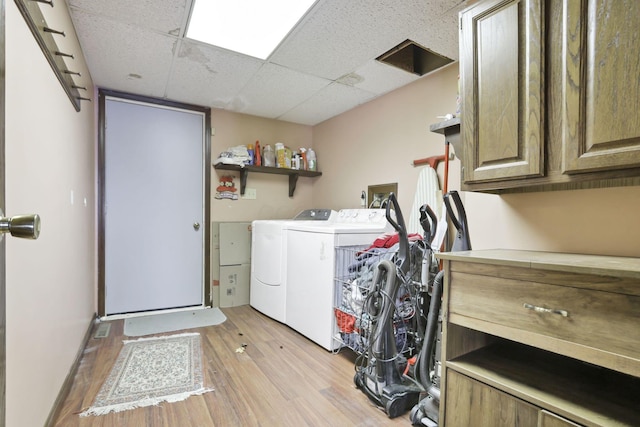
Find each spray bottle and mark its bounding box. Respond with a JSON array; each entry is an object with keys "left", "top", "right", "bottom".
[{"left": 299, "top": 148, "right": 307, "bottom": 170}]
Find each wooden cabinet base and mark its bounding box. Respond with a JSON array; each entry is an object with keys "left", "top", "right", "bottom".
[{"left": 438, "top": 250, "right": 640, "bottom": 427}]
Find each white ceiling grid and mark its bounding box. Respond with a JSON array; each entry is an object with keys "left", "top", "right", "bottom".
[{"left": 67, "top": 0, "right": 469, "bottom": 125}]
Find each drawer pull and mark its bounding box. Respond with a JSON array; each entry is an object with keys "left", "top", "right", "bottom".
[{"left": 523, "top": 303, "right": 569, "bottom": 317}]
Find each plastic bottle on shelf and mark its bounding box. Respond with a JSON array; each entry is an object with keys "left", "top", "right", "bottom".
[
  {"left": 299, "top": 148, "right": 307, "bottom": 170},
  {"left": 247, "top": 143, "right": 254, "bottom": 165},
  {"left": 255, "top": 140, "right": 262, "bottom": 166},
  {"left": 284, "top": 147, "right": 292, "bottom": 169},
  {"left": 275, "top": 142, "right": 286, "bottom": 168},
  {"left": 307, "top": 148, "right": 317, "bottom": 171},
  {"left": 263, "top": 145, "right": 275, "bottom": 167},
  {"left": 292, "top": 153, "right": 301, "bottom": 170}
]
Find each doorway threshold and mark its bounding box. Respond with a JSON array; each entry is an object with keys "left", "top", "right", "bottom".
[{"left": 100, "top": 304, "right": 211, "bottom": 321}]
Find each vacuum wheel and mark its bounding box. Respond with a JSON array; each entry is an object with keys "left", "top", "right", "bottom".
[
  {"left": 354, "top": 372, "right": 363, "bottom": 389},
  {"left": 410, "top": 405, "right": 425, "bottom": 426}
]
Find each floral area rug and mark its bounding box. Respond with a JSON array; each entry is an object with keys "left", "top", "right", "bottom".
[{"left": 80, "top": 332, "right": 213, "bottom": 416}]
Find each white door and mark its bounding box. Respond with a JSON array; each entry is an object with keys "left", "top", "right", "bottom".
[{"left": 104, "top": 97, "right": 205, "bottom": 315}]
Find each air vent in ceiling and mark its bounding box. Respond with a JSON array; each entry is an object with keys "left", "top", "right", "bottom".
[{"left": 376, "top": 39, "right": 453, "bottom": 76}]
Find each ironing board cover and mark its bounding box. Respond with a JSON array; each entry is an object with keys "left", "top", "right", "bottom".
[{"left": 407, "top": 166, "right": 442, "bottom": 236}]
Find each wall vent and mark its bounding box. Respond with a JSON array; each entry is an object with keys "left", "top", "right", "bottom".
[
  {"left": 94, "top": 322, "right": 111, "bottom": 339},
  {"left": 376, "top": 39, "right": 453, "bottom": 76}
]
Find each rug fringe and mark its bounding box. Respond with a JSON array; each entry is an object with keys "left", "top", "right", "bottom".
[
  {"left": 79, "top": 387, "right": 214, "bottom": 417},
  {"left": 122, "top": 332, "right": 200, "bottom": 344}
]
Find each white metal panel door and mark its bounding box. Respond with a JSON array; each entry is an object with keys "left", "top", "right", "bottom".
[
  {"left": 105, "top": 98, "right": 204, "bottom": 315},
  {"left": 219, "top": 264, "right": 250, "bottom": 307},
  {"left": 219, "top": 222, "right": 251, "bottom": 265}
]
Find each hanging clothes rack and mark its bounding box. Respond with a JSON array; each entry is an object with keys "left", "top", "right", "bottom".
[{"left": 15, "top": 0, "right": 91, "bottom": 111}]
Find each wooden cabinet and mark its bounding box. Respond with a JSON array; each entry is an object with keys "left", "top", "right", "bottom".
[
  {"left": 437, "top": 250, "right": 640, "bottom": 427},
  {"left": 446, "top": 371, "right": 583, "bottom": 427},
  {"left": 460, "top": 0, "right": 544, "bottom": 183},
  {"left": 541, "top": 411, "right": 583, "bottom": 427},
  {"left": 459, "top": 0, "right": 640, "bottom": 192},
  {"left": 445, "top": 370, "right": 539, "bottom": 426},
  {"left": 560, "top": 0, "right": 640, "bottom": 173}
]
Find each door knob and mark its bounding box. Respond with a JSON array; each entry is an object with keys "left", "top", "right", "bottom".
[
  {"left": 0, "top": 210, "right": 41, "bottom": 240},
  {"left": 193, "top": 222, "right": 200, "bottom": 231}
]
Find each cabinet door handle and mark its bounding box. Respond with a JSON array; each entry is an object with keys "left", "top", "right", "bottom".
[{"left": 523, "top": 303, "right": 569, "bottom": 317}]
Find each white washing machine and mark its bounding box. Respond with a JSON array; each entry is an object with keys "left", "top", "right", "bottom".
[
  {"left": 250, "top": 209, "right": 336, "bottom": 323},
  {"left": 285, "top": 209, "right": 394, "bottom": 350}
]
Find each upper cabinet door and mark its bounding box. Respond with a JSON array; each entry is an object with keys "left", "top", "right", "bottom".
[
  {"left": 460, "top": 0, "right": 544, "bottom": 183},
  {"left": 562, "top": 0, "right": 640, "bottom": 173}
]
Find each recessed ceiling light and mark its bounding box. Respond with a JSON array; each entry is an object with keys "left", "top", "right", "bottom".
[{"left": 186, "top": 0, "right": 317, "bottom": 60}]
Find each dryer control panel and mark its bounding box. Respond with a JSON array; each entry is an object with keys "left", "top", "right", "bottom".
[
  {"left": 294, "top": 209, "right": 336, "bottom": 221},
  {"left": 335, "top": 209, "right": 390, "bottom": 225}
]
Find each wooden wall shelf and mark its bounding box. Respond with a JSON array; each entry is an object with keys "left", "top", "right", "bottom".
[{"left": 213, "top": 164, "right": 322, "bottom": 197}]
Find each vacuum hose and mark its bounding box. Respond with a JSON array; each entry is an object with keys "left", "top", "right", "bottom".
[
  {"left": 371, "top": 259, "right": 403, "bottom": 386},
  {"left": 418, "top": 270, "right": 444, "bottom": 388}
]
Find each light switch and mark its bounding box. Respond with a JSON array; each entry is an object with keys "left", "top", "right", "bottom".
[{"left": 242, "top": 188, "right": 257, "bottom": 199}]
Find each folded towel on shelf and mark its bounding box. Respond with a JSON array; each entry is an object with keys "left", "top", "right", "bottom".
[{"left": 213, "top": 145, "right": 251, "bottom": 166}]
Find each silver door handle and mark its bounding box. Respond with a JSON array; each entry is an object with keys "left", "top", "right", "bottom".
[
  {"left": 193, "top": 222, "right": 200, "bottom": 231},
  {"left": 0, "top": 209, "right": 41, "bottom": 240}
]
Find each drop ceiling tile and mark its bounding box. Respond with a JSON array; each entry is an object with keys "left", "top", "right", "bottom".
[
  {"left": 66, "top": 0, "right": 468, "bottom": 125},
  {"left": 69, "top": 10, "right": 175, "bottom": 97},
  {"left": 405, "top": 2, "right": 463, "bottom": 61},
  {"left": 68, "top": 0, "right": 188, "bottom": 35},
  {"left": 348, "top": 60, "right": 421, "bottom": 95},
  {"left": 231, "top": 63, "right": 331, "bottom": 119},
  {"left": 278, "top": 82, "right": 377, "bottom": 126},
  {"left": 271, "top": 0, "right": 436, "bottom": 80},
  {"left": 165, "top": 40, "right": 264, "bottom": 109}
]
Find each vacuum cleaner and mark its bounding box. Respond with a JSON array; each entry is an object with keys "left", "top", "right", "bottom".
[
  {"left": 353, "top": 192, "right": 423, "bottom": 418},
  {"left": 410, "top": 190, "right": 471, "bottom": 426}
]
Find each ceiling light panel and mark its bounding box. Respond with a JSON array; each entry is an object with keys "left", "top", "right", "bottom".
[{"left": 186, "top": 0, "right": 316, "bottom": 60}]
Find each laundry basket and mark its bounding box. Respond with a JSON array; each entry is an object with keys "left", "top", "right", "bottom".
[{"left": 333, "top": 242, "right": 419, "bottom": 354}]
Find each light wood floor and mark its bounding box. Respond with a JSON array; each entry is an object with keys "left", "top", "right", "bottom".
[{"left": 52, "top": 305, "right": 411, "bottom": 426}]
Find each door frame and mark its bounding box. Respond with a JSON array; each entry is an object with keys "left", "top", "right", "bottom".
[
  {"left": 0, "top": 0, "right": 6, "bottom": 422},
  {"left": 97, "top": 89, "right": 211, "bottom": 316}
]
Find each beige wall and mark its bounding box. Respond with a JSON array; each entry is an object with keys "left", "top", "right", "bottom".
[
  {"left": 210, "top": 109, "right": 315, "bottom": 222},
  {"left": 4, "top": 2, "right": 640, "bottom": 424},
  {"left": 465, "top": 187, "right": 640, "bottom": 257},
  {"left": 313, "top": 63, "right": 460, "bottom": 213},
  {"left": 313, "top": 62, "right": 640, "bottom": 258},
  {"left": 5, "top": 2, "right": 96, "bottom": 426}
]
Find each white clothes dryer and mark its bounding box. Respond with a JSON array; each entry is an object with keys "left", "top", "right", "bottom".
[
  {"left": 250, "top": 209, "right": 335, "bottom": 323},
  {"left": 285, "top": 209, "right": 394, "bottom": 350}
]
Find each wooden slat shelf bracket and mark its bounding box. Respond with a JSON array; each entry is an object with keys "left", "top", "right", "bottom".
[{"left": 15, "top": 0, "right": 91, "bottom": 111}]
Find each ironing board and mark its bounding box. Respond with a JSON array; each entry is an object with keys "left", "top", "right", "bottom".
[{"left": 407, "top": 166, "right": 442, "bottom": 236}]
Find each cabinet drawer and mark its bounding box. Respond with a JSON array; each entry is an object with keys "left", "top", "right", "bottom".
[{"left": 448, "top": 271, "right": 640, "bottom": 364}]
